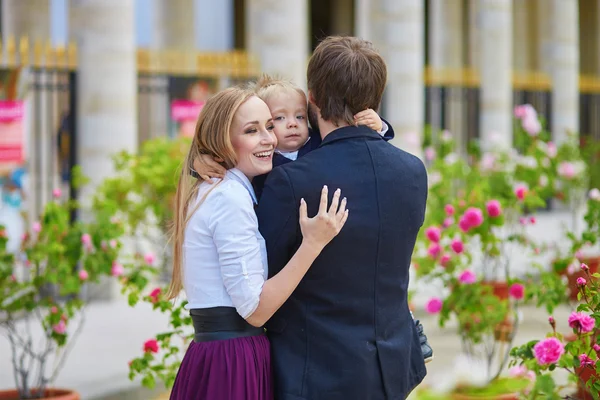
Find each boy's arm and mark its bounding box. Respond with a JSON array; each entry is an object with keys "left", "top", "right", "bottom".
[
  {"left": 256, "top": 166, "right": 299, "bottom": 277},
  {"left": 380, "top": 117, "right": 395, "bottom": 142}
]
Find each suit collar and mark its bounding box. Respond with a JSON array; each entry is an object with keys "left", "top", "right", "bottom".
[{"left": 319, "top": 125, "right": 383, "bottom": 148}]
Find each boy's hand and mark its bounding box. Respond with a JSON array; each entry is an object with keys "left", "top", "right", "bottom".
[
  {"left": 354, "top": 109, "right": 383, "bottom": 133},
  {"left": 192, "top": 154, "right": 226, "bottom": 181}
]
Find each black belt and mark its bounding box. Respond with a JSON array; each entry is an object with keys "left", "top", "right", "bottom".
[{"left": 190, "top": 307, "right": 264, "bottom": 343}]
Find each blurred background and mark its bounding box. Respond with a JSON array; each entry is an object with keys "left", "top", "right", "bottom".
[{"left": 0, "top": 1, "right": 599, "bottom": 399}]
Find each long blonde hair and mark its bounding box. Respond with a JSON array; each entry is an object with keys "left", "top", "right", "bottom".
[{"left": 166, "top": 86, "right": 255, "bottom": 300}]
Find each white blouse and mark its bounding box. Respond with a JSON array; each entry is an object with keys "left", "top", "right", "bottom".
[{"left": 182, "top": 168, "right": 268, "bottom": 319}]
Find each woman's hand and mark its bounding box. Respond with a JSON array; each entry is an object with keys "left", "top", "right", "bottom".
[
  {"left": 192, "top": 154, "right": 227, "bottom": 181},
  {"left": 299, "top": 186, "right": 348, "bottom": 252}
]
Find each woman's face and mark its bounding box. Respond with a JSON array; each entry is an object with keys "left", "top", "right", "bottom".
[{"left": 230, "top": 96, "right": 277, "bottom": 179}]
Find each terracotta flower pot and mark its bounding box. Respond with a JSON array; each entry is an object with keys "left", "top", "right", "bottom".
[
  {"left": 452, "top": 391, "right": 519, "bottom": 399},
  {"left": 482, "top": 281, "right": 510, "bottom": 300},
  {"left": 575, "top": 365, "right": 598, "bottom": 400},
  {"left": 0, "top": 388, "right": 79, "bottom": 400}
]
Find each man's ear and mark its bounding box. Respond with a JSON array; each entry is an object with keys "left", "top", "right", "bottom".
[{"left": 308, "top": 90, "right": 316, "bottom": 105}]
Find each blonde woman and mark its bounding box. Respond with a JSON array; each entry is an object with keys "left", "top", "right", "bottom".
[{"left": 167, "top": 86, "right": 348, "bottom": 400}]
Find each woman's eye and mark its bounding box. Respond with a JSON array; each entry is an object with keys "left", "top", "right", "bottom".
[
  {"left": 267, "top": 124, "right": 275, "bottom": 131},
  {"left": 245, "top": 129, "right": 257, "bottom": 134}
]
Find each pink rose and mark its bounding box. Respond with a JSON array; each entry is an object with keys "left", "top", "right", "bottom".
[
  {"left": 32, "top": 222, "right": 41, "bottom": 233},
  {"left": 568, "top": 312, "right": 595, "bottom": 333},
  {"left": 143, "top": 339, "right": 159, "bottom": 353},
  {"left": 463, "top": 208, "right": 484, "bottom": 228},
  {"left": 581, "top": 263, "right": 589, "bottom": 272},
  {"left": 529, "top": 216, "right": 536, "bottom": 224},
  {"left": 53, "top": 320, "right": 66, "bottom": 335},
  {"left": 509, "top": 365, "right": 535, "bottom": 381},
  {"left": 442, "top": 217, "right": 454, "bottom": 228},
  {"left": 81, "top": 233, "right": 92, "bottom": 247},
  {"left": 522, "top": 116, "right": 541, "bottom": 136},
  {"left": 558, "top": 162, "right": 576, "bottom": 179},
  {"left": 514, "top": 104, "right": 536, "bottom": 120},
  {"left": 425, "top": 226, "right": 441, "bottom": 243},
  {"left": 548, "top": 316, "right": 555, "bottom": 326},
  {"left": 445, "top": 204, "right": 455, "bottom": 216},
  {"left": 546, "top": 142, "right": 557, "bottom": 158},
  {"left": 593, "top": 344, "right": 600, "bottom": 353},
  {"left": 425, "top": 297, "right": 443, "bottom": 314},
  {"left": 149, "top": 288, "right": 162, "bottom": 303},
  {"left": 486, "top": 200, "right": 502, "bottom": 218},
  {"left": 52, "top": 188, "right": 62, "bottom": 199},
  {"left": 589, "top": 188, "right": 600, "bottom": 201},
  {"left": 50, "top": 306, "right": 58, "bottom": 314},
  {"left": 451, "top": 239, "right": 464, "bottom": 254},
  {"left": 427, "top": 243, "right": 441, "bottom": 259},
  {"left": 458, "top": 217, "right": 471, "bottom": 232},
  {"left": 515, "top": 185, "right": 528, "bottom": 201},
  {"left": 78, "top": 270, "right": 89, "bottom": 281},
  {"left": 109, "top": 239, "right": 118, "bottom": 249},
  {"left": 580, "top": 354, "right": 596, "bottom": 367},
  {"left": 424, "top": 147, "right": 436, "bottom": 161},
  {"left": 144, "top": 252, "right": 155, "bottom": 266},
  {"left": 458, "top": 270, "right": 477, "bottom": 284},
  {"left": 111, "top": 261, "right": 124, "bottom": 277},
  {"left": 509, "top": 283, "right": 525, "bottom": 300},
  {"left": 577, "top": 277, "right": 587, "bottom": 287},
  {"left": 519, "top": 217, "right": 527, "bottom": 226},
  {"left": 533, "top": 337, "right": 564, "bottom": 365},
  {"left": 480, "top": 153, "right": 496, "bottom": 171},
  {"left": 440, "top": 253, "right": 451, "bottom": 267}
]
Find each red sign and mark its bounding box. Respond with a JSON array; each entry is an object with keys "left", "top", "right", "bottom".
[{"left": 0, "top": 101, "right": 24, "bottom": 164}]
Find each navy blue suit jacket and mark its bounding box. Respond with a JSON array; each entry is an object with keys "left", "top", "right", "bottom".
[{"left": 256, "top": 125, "right": 428, "bottom": 399}]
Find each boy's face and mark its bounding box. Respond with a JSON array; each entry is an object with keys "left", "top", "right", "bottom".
[{"left": 266, "top": 90, "right": 309, "bottom": 152}]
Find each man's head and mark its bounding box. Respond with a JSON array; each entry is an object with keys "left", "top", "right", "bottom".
[{"left": 307, "top": 36, "right": 387, "bottom": 127}]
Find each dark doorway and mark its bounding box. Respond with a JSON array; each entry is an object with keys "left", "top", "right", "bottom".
[{"left": 310, "top": 0, "right": 355, "bottom": 50}]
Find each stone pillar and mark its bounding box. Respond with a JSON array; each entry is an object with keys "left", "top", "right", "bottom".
[
  {"left": 246, "top": 0, "right": 309, "bottom": 89},
  {"left": 152, "top": 0, "right": 195, "bottom": 50},
  {"left": 355, "top": 0, "right": 372, "bottom": 40},
  {"left": 536, "top": 0, "right": 553, "bottom": 75},
  {"left": 513, "top": 0, "right": 534, "bottom": 71},
  {"left": 197, "top": 0, "right": 234, "bottom": 51},
  {"left": 479, "top": 0, "right": 513, "bottom": 151},
  {"left": 369, "top": 0, "right": 424, "bottom": 157},
  {"left": 468, "top": 0, "right": 480, "bottom": 69},
  {"left": 1, "top": 0, "right": 51, "bottom": 41},
  {"left": 551, "top": 0, "right": 579, "bottom": 144},
  {"left": 428, "top": 0, "right": 465, "bottom": 153}
]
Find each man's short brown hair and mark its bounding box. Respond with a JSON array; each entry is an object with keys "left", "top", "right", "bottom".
[{"left": 307, "top": 36, "right": 387, "bottom": 126}]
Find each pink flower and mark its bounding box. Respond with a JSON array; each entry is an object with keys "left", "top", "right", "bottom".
[
  {"left": 558, "top": 162, "right": 576, "bottom": 179},
  {"left": 533, "top": 337, "right": 564, "bottom": 365},
  {"left": 143, "top": 339, "right": 159, "bottom": 353},
  {"left": 509, "top": 365, "right": 535, "bottom": 381},
  {"left": 78, "top": 270, "right": 89, "bottom": 281},
  {"left": 427, "top": 243, "right": 441, "bottom": 259},
  {"left": 480, "top": 153, "right": 496, "bottom": 171},
  {"left": 464, "top": 208, "right": 484, "bottom": 228},
  {"left": 546, "top": 142, "right": 557, "bottom": 158},
  {"left": 425, "top": 226, "right": 441, "bottom": 243},
  {"left": 459, "top": 270, "right": 477, "bottom": 284},
  {"left": 577, "top": 277, "right": 587, "bottom": 287},
  {"left": 424, "top": 147, "right": 436, "bottom": 161},
  {"left": 593, "top": 344, "right": 600, "bottom": 353},
  {"left": 81, "top": 233, "right": 92, "bottom": 246},
  {"left": 515, "top": 185, "right": 528, "bottom": 201},
  {"left": 568, "top": 312, "right": 595, "bottom": 333},
  {"left": 590, "top": 188, "right": 600, "bottom": 201},
  {"left": 425, "top": 297, "right": 443, "bottom": 314},
  {"left": 440, "top": 253, "right": 451, "bottom": 267},
  {"left": 52, "top": 188, "right": 62, "bottom": 199},
  {"left": 519, "top": 217, "right": 527, "bottom": 226},
  {"left": 50, "top": 306, "right": 58, "bottom": 314},
  {"left": 486, "top": 200, "right": 502, "bottom": 218},
  {"left": 529, "top": 216, "right": 536, "bottom": 224},
  {"left": 451, "top": 238, "right": 464, "bottom": 254},
  {"left": 548, "top": 316, "right": 555, "bottom": 326},
  {"left": 109, "top": 239, "right": 118, "bottom": 249},
  {"left": 149, "top": 288, "right": 162, "bottom": 303},
  {"left": 580, "top": 354, "right": 596, "bottom": 367},
  {"left": 522, "top": 116, "right": 541, "bottom": 136},
  {"left": 509, "top": 283, "right": 525, "bottom": 300},
  {"left": 514, "top": 104, "right": 536, "bottom": 120},
  {"left": 32, "top": 222, "right": 41, "bottom": 233},
  {"left": 53, "top": 320, "right": 66, "bottom": 335},
  {"left": 445, "top": 204, "right": 455, "bottom": 216},
  {"left": 111, "top": 261, "right": 124, "bottom": 277},
  {"left": 458, "top": 217, "right": 471, "bottom": 232},
  {"left": 442, "top": 217, "right": 454, "bottom": 228},
  {"left": 144, "top": 252, "right": 155, "bottom": 266},
  {"left": 581, "top": 263, "right": 589, "bottom": 272}
]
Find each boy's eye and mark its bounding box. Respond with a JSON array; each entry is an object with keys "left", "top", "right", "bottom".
[
  {"left": 274, "top": 116, "right": 284, "bottom": 121},
  {"left": 297, "top": 115, "right": 305, "bottom": 120}
]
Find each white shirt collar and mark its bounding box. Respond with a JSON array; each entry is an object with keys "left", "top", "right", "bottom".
[
  {"left": 275, "top": 136, "right": 311, "bottom": 161},
  {"left": 227, "top": 168, "right": 258, "bottom": 204}
]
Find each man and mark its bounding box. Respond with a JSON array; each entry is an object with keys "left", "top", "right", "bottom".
[{"left": 257, "top": 36, "right": 428, "bottom": 400}]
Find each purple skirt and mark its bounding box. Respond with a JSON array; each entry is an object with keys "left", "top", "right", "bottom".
[{"left": 170, "top": 334, "right": 273, "bottom": 400}]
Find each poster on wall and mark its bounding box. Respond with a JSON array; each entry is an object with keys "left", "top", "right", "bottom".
[{"left": 168, "top": 77, "right": 218, "bottom": 138}]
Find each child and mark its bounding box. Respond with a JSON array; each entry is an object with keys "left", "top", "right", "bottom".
[{"left": 192, "top": 77, "right": 433, "bottom": 364}]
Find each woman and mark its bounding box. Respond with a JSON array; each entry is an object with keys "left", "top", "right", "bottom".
[{"left": 167, "top": 86, "right": 348, "bottom": 400}]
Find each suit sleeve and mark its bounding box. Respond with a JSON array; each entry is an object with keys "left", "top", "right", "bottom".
[
  {"left": 381, "top": 117, "right": 395, "bottom": 142},
  {"left": 256, "top": 166, "right": 299, "bottom": 278}
]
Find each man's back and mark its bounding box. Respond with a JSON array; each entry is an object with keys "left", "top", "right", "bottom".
[{"left": 257, "top": 126, "right": 428, "bottom": 400}]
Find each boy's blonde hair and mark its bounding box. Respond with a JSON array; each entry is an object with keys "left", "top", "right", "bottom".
[{"left": 250, "top": 74, "right": 307, "bottom": 105}]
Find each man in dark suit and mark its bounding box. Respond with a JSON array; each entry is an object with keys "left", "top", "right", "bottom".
[{"left": 257, "top": 36, "right": 428, "bottom": 399}]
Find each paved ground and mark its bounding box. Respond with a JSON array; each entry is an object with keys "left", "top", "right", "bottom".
[{"left": 0, "top": 209, "right": 591, "bottom": 399}]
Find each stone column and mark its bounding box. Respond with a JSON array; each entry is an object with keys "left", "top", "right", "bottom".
[
  {"left": 370, "top": 0, "right": 424, "bottom": 157},
  {"left": 197, "top": 0, "right": 234, "bottom": 51},
  {"left": 551, "top": 0, "right": 579, "bottom": 144},
  {"left": 513, "top": 0, "right": 534, "bottom": 71},
  {"left": 428, "top": 0, "right": 465, "bottom": 153},
  {"left": 479, "top": 0, "right": 513, "bottom": 151},
  {"left": 246, "top": 0, "right": 309, "bottom": 89},
  {"left": 355, "top": 0, "right": 372, "bottom": 40},
  {"left": 536, "top": 0, "right": 553, "bottom": 75},
  {"left": 468, "top": 0, "right": 480, "bottom": 69},
  {"left": 152, "top": 0, "right": 196, "bottom": 50},
  {"left": 1, "top": 0, "right": 51, "bottom": 41}
]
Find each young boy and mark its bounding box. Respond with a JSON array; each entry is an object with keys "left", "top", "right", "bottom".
[{"left": 192, "top": 76, "right": 433, "bottom": 363}]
